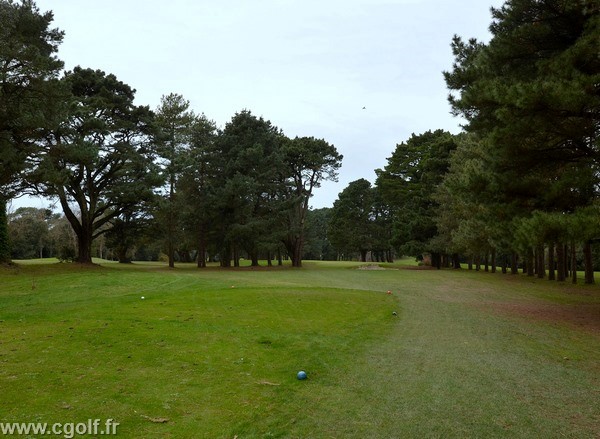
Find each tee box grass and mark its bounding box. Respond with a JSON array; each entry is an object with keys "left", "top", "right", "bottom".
[{"left": 0, "top": 259, "right": 598, "bottom": 438}]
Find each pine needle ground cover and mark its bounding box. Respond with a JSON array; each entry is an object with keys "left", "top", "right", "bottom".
[{"left": 0, "top": 261, "right": 598, "bottom": 438}]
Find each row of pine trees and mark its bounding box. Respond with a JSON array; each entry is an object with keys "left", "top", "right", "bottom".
[{"left": 328, "top": 1, "right": 599, "bottom": 283}]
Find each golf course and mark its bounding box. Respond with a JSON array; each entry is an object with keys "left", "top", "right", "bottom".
[{"left": 0, "top": 260, "right": 598, "bottom": 438}]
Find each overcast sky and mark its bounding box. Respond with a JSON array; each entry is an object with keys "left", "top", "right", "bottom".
[{"left": 26, "top": 0, "right": 504, "bottom": 210}]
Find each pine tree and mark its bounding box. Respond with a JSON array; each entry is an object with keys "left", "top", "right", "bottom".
[
  {"left": 29, "top": 68, "right": 159, "bottom": 264},
  {"left": 444, "top": 0, "right": 600, "bottom": 281},
  {"left": 375, "top": 130, "right": 458, "bottom": 265},
  {"left": 0, "top": 0, "right": 63, "bottom": 263}
]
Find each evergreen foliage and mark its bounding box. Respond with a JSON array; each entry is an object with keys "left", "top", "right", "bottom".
[
  {"left": 5, "top": 0, "right": 599, "bottom": 277},
  {"left": 27, "top": 67, "right": 160, "bottom": 264},
  {"left": 0, "top": 0, "right": 63, "bottom": 263},
  {"left": 439, "top": 0, "right": 600, "bottom": 280},
  {"left": 375, "top": 130, "right": 458, "bottom": 263}
]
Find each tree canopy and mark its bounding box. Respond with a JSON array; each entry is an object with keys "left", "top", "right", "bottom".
[
  {"left": 375, "top": 130, "right": 458, "bottom": 265},
  {"left": 5, "top": 0, "right": 599, "bottom": 280},
  {"left": 438, "top": 0, "right": 600, "bottom": 280},
  {"left": 0, "top": 0, "right": 63, "bottom": 263},
  {"left": 28, "top": 67, "right": 159, "bottom": 263}
]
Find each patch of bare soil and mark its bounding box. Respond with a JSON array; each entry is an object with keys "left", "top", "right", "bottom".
[
  {"left": 482, "top": 301, "right": 600, "bottom": 335},
  {"left": 357, "top": 264, "right": 387, "bottom": 270},
  {"left": 401, "top": 265, "right": 437, "bottom": 270}
]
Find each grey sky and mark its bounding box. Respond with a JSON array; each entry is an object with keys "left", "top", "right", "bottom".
[{"left": 29, "top": 0, "right": 503, "bottom": 209}]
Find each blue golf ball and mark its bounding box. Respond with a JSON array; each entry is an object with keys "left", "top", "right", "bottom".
[{"left": 297, "top": 370, "right": 307, "bottom": 380}]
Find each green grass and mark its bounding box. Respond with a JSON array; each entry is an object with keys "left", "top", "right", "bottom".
[{"left": 0, "top": 260, "right": 598, "bottom": 438}]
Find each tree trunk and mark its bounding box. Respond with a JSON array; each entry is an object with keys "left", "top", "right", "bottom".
[
  {"left": 283, "top": 235, "right": 301, "bottom": 268},
  {"left": 548, "top": 243, "right": 555, "bottom": 281},
  {"left": 117, "top": 245, "right": 132, "bottom": 263},
  {"left": 563, "top": 244, "right": 570, "bottom": 278},
  {"left": 526, "top": 249, "right": 534, "bottom": 277},
  {"left": 233, "top": 245, "right": 240, "bottom": 267},
  {"left": 277, "top": 248, "right": 283, "bottom": 266},
  {"left": 286, "top": 235, "right": 304, "bottom": 268},
  {"left": 491, "top": 249, "right": 496, "bottom": 273},
  {"left": 484, "top": 252, "right": 489, "bottom": 272},
  {"left": 468, "top": 256, "right": 473, "bottom": 270},
  {"left": 475, "top": 255, "right": 480, "bottom": 271},
  {"left": 430, "top": 252, "right": 441, "bottom": 269},
  {"left": 267, "top": 251, "right": 272, "bottom": 267},
  {"left": 537, "top": 244, "right": 545, "bottom": 279},
  {"left": 452, "top": 253, "right": 461, "bottom": 269},
  {"left": 571, "top": 243, "right": 577, "bottom": 284},
  {"left": 77, "top": 230, "right": 93, "bottom": 264},
  {"left": 0, "top": 199, "right": 11, "bottom": 264},
  {"left": 167, "top": 176, "right": 176, "bottom": 269},
  {"left": 167, "top": 240, "right": 175, "bottom": 268},
  {"left": 360, "top": 249, "right": 367, "bottom": 263},
  {"left": 441, "top": 254, "right": 447, "bottom": 268},
  {"left": 251, "top": 251, "right": 259, "bottom": 267},
  {"left": 556, "top": 243, "right": 565, "bottom": 281},
  {"left": 220, "top": 247, "right": 231, "bottom": 267},
  {"left": 197, "top": 234, "right": 206, "bottom": 268},
  {"left": 583, "top": 241, "right": 594, "bottom": 284},
  {"left": 511, "top": 253, "right": 518, "bottom": 275},
  {"left": 293, "top": 244, "right": 303, "bottom": 267}
]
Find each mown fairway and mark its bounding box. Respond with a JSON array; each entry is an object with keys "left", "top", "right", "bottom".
[{"left": 0, "top": 260, "right": 598, "bottom": 438}]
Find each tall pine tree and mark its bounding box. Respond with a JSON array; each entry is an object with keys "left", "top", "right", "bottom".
[{"left": 0, "top": 0, "right": 63, "bottom": 263}]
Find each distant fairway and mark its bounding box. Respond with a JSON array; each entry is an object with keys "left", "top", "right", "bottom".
[{"left": 0, "top": 260, "right": 598, "bottom": 438}]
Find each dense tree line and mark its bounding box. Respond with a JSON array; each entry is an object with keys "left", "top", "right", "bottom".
[
  {"left": 376, "top": 130, "right": 459, "bottom": 267},
  {"left": 327, "top": 178, "right": 394, "bottom": 262},
  {"left": 3, "top": 0, "right": 599, "bottom": 279},
  {"left": 328, "top": 0, "right": 599, "bottom": 282},
  {"left": 147, "top": 100, "right": 342, "bottom": 268},
  {"left": 438, "top": 0, "right": 599, "bottom": 283},
  {"left": 6, "top": 203, "right": 342, "bottom": 264},
  {"left": 0, "top": 0, "right": 342, "bottom": 267},
  {"left": 6, "top": 207, "right": 74, "bottom": 260}
]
